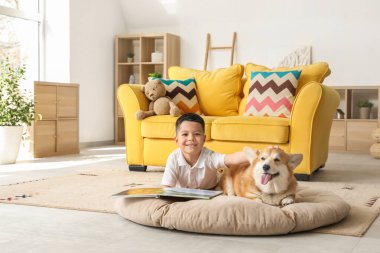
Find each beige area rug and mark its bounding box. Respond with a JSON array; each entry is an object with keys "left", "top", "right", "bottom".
[{"left": 0, "top": 168, "right": 379, "bottom": 237}]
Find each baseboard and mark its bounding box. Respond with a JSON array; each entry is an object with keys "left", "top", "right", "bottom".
[{"left": 79, "top": 140, "right": 115, "bottom": 149}]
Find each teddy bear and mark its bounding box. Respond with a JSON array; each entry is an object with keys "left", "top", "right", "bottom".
[{"left": 135, "top": 79, "right": 182, "bottom": 120}]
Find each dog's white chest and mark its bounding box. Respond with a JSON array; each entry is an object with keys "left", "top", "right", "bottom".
[{"left": 258, "top": 180, "right": 288, "bottom": 194}]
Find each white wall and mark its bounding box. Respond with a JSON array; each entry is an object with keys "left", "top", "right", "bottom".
[
  {"left": 70, "top": 0, "right": 126, "bottom": 144},
  {"left": 66, "top": 0, "right": 379, "bottom": 143},
  {"left": 44, "top": 0, "right": 70, "bottom": 82},
  {"left": 121, "top": 0, "right": 380, "bottom": 85}
]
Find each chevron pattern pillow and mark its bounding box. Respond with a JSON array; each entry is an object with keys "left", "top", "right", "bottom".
[
  {"left": 244, "top": 70, "right": 302, "bottom": 118},
  {"left": 159, "top": 78, "right": 202, "bottom": 114}
]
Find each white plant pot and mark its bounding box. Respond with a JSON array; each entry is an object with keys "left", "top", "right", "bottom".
[
  {"left": 0, "top": 126, "right": 23, "bottom": 165},
  {"left": 359, "top": 107, "right": 371, "bottom": 119}
]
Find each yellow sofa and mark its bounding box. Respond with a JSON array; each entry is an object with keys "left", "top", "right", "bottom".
[{"left": 117, "top": 62, "right": 339, "bottom": 180}]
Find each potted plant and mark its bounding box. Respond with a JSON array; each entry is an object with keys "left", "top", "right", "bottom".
[
  {"left": 0, "top": 58, "right": 34, "bottom": 164},
  {"left": 148, "top": 72, "right": 163, "bottom": 80},
  {"left": 127, "top": 52, "right": 135, "bottom": 63},
  {"left": 357, "top": 99, "right": 373, "bottom": 119}
]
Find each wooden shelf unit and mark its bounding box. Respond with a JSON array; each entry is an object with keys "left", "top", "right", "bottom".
[
  {"left": 31, "top": 81, "right": 80, "bottom": 157},
  {"left": 329, "top": 86, "right": 380, "bottom": 152},
  {"left": 114, "top": 33, "right": 180, "bottom": 144}
]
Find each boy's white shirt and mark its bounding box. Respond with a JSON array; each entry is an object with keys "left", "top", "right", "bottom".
[{"left": 161, "top": 147, "right": 227, "bottom": 189}]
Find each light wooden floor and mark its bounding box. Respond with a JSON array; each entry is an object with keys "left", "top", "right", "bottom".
[{"left": 0, "top": 146, "right": 379, "bottom": 253}]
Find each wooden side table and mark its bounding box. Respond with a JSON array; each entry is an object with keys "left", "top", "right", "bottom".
[{"left": 31, "top": 81, "right": 79, "bottom": 157}]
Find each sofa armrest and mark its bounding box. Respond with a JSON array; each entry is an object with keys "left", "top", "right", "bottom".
[
  {"left": 117, "top": 84, "right": 149, "bottom": 165},
  {"left": 290, "top": 82, "right": 339, "bottom": 175}
]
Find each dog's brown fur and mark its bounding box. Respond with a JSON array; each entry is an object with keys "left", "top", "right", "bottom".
[{"left": 219, "top": 146, "right": 303, "bottom": 206}]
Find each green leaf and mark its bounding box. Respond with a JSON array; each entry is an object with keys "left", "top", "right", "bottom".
[{"left": 0, "top": 58, "right": 35, "bottom": 126}]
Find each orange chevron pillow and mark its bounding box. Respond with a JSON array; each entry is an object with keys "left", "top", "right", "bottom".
[
  {"left": 244, "top": 70, "right": 302, "bottom": 118},
  {"left": 159, "top": 78, "right": 202, "bottom": 114}
]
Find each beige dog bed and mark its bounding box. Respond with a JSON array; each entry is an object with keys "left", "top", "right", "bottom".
[{"left": 114, "top": 187, "right": 350, "bottom": 235}]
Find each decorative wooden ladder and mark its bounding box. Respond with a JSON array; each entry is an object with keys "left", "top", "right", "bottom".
[{"left": 203, "top": 32, "right": 237, "bottom": 70}]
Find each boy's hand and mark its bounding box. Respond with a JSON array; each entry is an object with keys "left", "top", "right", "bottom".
[{"left": 224, "top": 151, "right": 249, "bottom": 168}]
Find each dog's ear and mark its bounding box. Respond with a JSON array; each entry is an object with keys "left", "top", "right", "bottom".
[
  {"left": 288, "top": 154, "right": 303, "bottom": 170},
  {"left": 243, "top": 146, "right": 257, "bottom": 165}
]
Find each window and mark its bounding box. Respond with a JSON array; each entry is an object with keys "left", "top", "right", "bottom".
[{"left": 0, "top": 0, "right": 42, "bottom": 91}]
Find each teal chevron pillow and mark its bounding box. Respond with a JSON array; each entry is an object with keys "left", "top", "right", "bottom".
[
  {"left": 157, "top": 78, "right": 201, "bottom": 114},
  {"left": 244, "top": 70, "right": 302, "bottom": 118}
]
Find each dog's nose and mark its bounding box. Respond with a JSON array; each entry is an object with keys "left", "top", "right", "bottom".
[{"left": 263, "top": 164, "right": 270, "bottom": 172}]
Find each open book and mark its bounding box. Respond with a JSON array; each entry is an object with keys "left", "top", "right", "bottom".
[{"left": 113, "top": 187, "right": 223, "bottom": 200}]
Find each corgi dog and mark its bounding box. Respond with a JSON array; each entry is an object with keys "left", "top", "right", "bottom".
[{"left": 220, "top": 146, "right": 303, "bottom": 206}]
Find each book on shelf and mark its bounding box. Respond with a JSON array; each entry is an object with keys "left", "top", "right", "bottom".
[{"left": 113, "top": 187, "right": 223, "bottom": 200}]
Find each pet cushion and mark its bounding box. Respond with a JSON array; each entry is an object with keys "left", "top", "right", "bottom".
[
  {"left": 114, "top": 187, "right": 350, "bottom": 235},
  {"left": 169, "top": 64, "right": 244, "bottom": 116},
  {"left": 158, "top": 78, "right": 202, "bottom": 114},
  {"left": 244, "top": 70, "right": 301, "bottom": 118},
  {"left": 238, "top": 62, "right": 331, "bottom": 115}
]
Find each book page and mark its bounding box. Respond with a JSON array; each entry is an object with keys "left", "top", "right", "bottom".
[
  {"left": 113, "top": 187, "right": 222, "bottom": 199},
  {"left": 164, "top": 188, "right": 222, "bottom": 197}
]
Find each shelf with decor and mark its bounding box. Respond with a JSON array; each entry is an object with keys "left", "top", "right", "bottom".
[
  {"left": 114, "top": 33, "right": 180, "bottom": 144},
  {"left": 328, "top": 85, "right": 380, "bottom": 152}
]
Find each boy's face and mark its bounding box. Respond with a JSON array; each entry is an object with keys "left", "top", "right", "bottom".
[{"left": 176, "top": 121, "right": 206, "bottom": 158}]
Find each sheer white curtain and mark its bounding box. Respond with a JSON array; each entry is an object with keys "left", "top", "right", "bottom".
[{"left": 0, "top": 0, "right": 41, "bottom": 91}]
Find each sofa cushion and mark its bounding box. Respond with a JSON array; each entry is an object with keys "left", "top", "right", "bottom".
[
  {"left": 211, "top": 116, "right": 290, "bottom": 144},
  {"left": 244, "top": 70, "right": 301, "bottom": 118},
  {"left": 169, "top": 64, "right": 244, "bottom": 116},
  {"left": 141, "top": 115, "right": 219, "bottom": 141},
  {"left": 239, "top": 62, "right": 331, "bottom": 115},
  {"left": 158, "top": 78, "right": 202, "bottom": 114}
]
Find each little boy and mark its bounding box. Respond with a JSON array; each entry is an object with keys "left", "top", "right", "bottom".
[{"left": 161, "top": 113, "right": 248, "bottom": 189}]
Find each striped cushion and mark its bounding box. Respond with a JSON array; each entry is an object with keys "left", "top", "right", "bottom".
[
  {"left": 159, "top": 78, "right": 201, "bottom": 114},
  {"left": 244, "top": 70, "right": 301, "bottom": 118}
]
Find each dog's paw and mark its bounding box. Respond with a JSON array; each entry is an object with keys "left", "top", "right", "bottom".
[
  {"left": 226, "top": 190, "right": 236, "bottom": 196},
  {"left": 281, "top": 196, "right": 295, "bottom": 206}
]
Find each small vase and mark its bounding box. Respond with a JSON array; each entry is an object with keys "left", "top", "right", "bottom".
[
  {"left": 127, "top": 57, "right": 133, "bottom": 63},
  {"left": 359, "top": 107, "right": 371, "bottom": 119},
  {"left": 129, "top": 74, "right": 135, "bottom": 84}
]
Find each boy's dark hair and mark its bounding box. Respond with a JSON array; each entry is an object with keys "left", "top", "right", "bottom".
[{"left": 175, "top": 113, "right": 205, "bottom": 133}]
